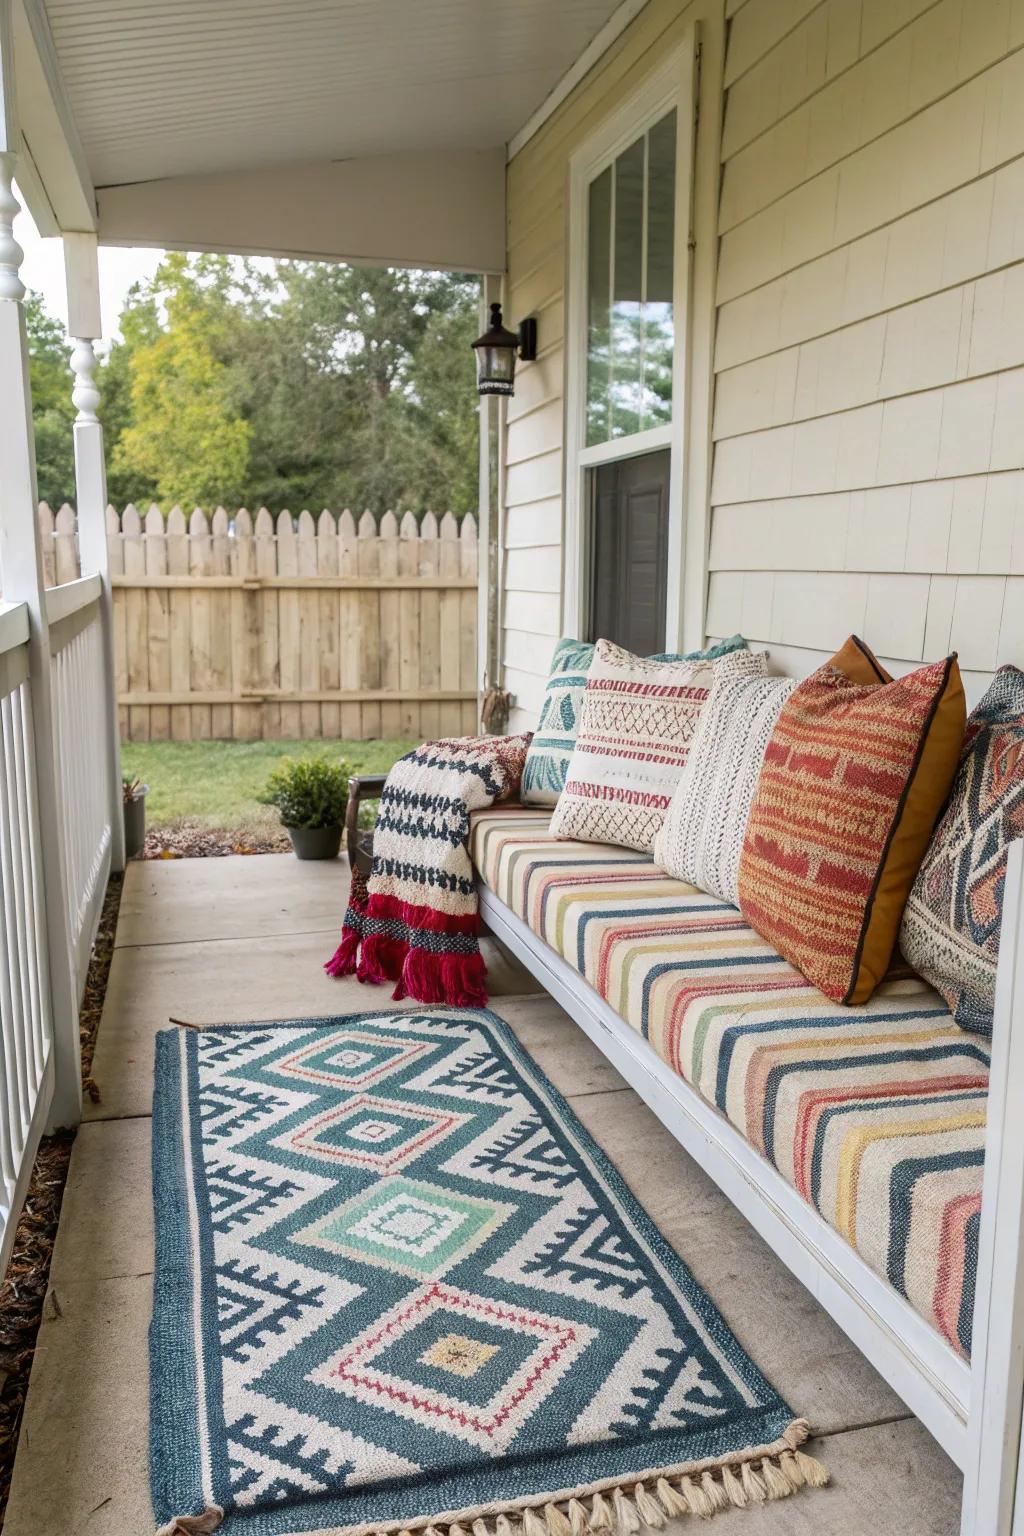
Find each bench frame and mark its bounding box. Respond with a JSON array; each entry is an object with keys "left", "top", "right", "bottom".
[{"left": 478, "top": 840, "right": 1024, "bottom": 1536}]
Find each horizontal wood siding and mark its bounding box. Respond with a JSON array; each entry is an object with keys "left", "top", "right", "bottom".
[
  {"left": 709, "top": 0, "right": 1024, "bottom": 699},
  {"left": 502, "top": 0, "right": 722, "bottom": 733}
]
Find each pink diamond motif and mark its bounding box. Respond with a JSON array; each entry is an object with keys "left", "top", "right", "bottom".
[
  {"left": 310, "top": 1281, "right": 596, "bottom": 1454},
  {"left": 283, "top": 1094, "right": 468, "bottom": 1173}
]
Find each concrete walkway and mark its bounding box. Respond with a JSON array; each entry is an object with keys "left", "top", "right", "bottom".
[{"left": 4, "top": 855, "right": 963, "bottom": 1535}]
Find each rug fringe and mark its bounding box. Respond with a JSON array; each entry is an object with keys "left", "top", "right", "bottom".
[
  {"left": 339, "top": 1421, "right": 829, "bottom": 1536},
  {"left": 151, "top": 1437, "right": 828, "bottom": 1536}
]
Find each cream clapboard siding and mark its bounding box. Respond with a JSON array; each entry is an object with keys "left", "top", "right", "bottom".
[
  {"left": 708, "top": 0, "right": 1024, "bottom": 704},
  {"left": 502, "top": 0, "right": 725, "bottom": 733}
]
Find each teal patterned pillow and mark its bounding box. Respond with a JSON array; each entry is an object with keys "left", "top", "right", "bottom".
[{"left": 521, "top": 634, "right": 748, "bottom": 807}]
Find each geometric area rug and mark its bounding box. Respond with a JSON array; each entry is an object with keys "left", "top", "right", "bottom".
[{"left": 150, "top": 1009, "right": 827, "bottom": 1535}]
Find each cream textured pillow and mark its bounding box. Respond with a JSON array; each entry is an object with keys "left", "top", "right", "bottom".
[
  {"left": 549, "top": 640, "right": 768, "bottom": 853},
  {"left": 653, "top": 670, "right": 797, "bottom": 904}
]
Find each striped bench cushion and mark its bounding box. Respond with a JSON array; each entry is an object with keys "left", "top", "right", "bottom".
[{"left": 470, "top": 807, "right": 987, "bottom": 1360}]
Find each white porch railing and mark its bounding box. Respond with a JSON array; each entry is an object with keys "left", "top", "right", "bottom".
[
  {"left": 0, "top": 134, "right": 123, "bottom": 1272},
  {"left": 0, "top": 601, "right": 54, "bottom": 1277},
  {"left": 45, "top": 575, "right": 113, "bottom": 999}
]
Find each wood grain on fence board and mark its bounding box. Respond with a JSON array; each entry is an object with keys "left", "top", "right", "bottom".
[{"left": 38, "top": 503, "right": 479, "bottom": 742}]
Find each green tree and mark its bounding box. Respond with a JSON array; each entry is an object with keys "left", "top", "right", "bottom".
[
  {"left": 101, "top": 252, "right": 480, "bottom": 517},
  {"left": 110, "top": 257, "right": 251, "bottom": 507},
  {"left": 99, "top": 282, "right": 161, "bottom": 507},
  {"left": 25, "top": 291, "right": 76, "bottom": 506}
]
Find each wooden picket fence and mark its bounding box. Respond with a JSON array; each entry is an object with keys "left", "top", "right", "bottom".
[{"left": 37, "top": 502, "right": 479, "bottom": 742}]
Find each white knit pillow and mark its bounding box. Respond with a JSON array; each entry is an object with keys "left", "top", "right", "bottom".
[
  {"left": 550, "top": 641, "right": 768, "bottom": 853},
  {"left": 653, "top": 670, "right": 796, "bottom": 904}
]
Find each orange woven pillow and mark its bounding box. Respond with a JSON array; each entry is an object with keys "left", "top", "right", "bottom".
[{"left": 737, "top": 637, "right": 966, "bottom": 1005}]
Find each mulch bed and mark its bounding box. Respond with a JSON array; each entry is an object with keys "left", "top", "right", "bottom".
[
  {"left": 0, "top": 872, "right": 123, "bottom": 1528},
  {"left": 143, "top": 818, "right": 290, "bottom": 859}
]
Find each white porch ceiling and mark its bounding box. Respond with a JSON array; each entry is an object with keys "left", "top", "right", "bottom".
[{"left": 42, "top": 0, "right": 626, "bottom": 188}]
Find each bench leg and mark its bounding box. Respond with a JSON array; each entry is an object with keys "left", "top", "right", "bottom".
[{"left": 961, "top": 840, "right": 1024, "bottom": 1536}]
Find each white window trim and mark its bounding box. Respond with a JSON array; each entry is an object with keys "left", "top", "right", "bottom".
[{"left": 562, "top": 30, "right": 698, "bottom": 650}]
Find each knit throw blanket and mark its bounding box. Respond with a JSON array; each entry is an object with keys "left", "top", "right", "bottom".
[{"left": 325, "top": 733, "right": 531, "bottom": 1006}]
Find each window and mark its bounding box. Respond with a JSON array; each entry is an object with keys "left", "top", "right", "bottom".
[
  {"left": 563, "top": 39, "right": 696, "bottom": 651},
  {"left": 586, "top": 110, "right": 677, "bottom": 447}
]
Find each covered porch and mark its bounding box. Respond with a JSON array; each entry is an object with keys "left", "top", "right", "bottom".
[
  {"left": 2, "top": 853, "right": 962, "bottom": 1534},
  {"left": 0, "top": 1, "right": 1023, "bottom": 1535}
]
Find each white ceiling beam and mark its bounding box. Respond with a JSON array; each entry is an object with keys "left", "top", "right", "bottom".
[
  {"left": 13, "top": 0, "right": 95, "bottom": 232},
  {"left": 96, "top": 148, "right": 507, "bottom": 274}
]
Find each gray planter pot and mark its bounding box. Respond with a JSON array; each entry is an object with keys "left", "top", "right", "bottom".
[
  {"left": 123, "top": 789, "right": 148, "bottom": 860},
  {"left": 287, "top": 823, "right": 343, "bottom": 861}
]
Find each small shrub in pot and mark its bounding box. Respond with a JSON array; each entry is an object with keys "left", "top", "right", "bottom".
[{"left": 259, "top": 756, "right": 350, "bottom": 860}]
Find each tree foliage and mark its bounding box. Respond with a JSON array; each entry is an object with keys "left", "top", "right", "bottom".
[
  {"left": 25, "top": 291, "right": 76, "bottom": 507},
  {"left": 28, "top": 254, "right": 481, "bottom": 515}
]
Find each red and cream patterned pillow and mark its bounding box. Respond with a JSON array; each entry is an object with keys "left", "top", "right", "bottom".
[
  {"left": 549, "top": 640, "right": 768, "bottom": 853},
  {"left": 737, "top": 638, "right": 966, "bottom": 1005}
]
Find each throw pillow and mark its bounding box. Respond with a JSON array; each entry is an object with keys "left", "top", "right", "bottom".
[
  {"left": 737, "top": 637, "right": 966, "bottom": 1005},
  {"left": 653, "top": 670, "right": 797, "bottom": 904},
  {"left": 521, "top": 633, "right": 749, "bottom": 806},
  {"left": 549, "top": 640, "right": 768, "bottom": 852},
  {"left": 899, "top": 664, "right": 1024, "bottom": 1035}
]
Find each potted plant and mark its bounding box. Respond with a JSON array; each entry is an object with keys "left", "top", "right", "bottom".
[
  {"left": 259, "top": 755, "right": 350, "bottom": 860},
  {"left": 123, "top": 776, "right": 149, "bottom": 859}
]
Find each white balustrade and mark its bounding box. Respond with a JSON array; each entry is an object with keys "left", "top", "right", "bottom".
[
  {"left": 45, "top": 578, "right": 112, "bottom": 994},
  {"left": 0, "top": 94, "right": 122, "bottom": 1259},
  {"left": 0, "top": 602, "right": 54, "bottom": 1276}
]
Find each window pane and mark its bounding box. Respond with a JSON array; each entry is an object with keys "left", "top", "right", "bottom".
[
  {"left": 585, "top": 107, "right": 677, "bottom": 446},
  {"left": 611, "top": 137, "right": 644, "bottom": 439},
  {"left": 642, "top": 109, "right": 676, "bottom": 431},
  {"left": 586, "top": 168, "right": 611, "bottom": 447}
]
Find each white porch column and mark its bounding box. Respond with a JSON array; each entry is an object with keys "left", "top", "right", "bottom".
[
  {"left": 0, "top": 23, "right": 82, "bottom": 1127},
  {"left": 64, "top": 231, "right": 124, "bottom": 872},
  {"left": 477, "top": 272, "right": 501, "bottom": 699}
]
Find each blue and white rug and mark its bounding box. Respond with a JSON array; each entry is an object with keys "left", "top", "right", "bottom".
[{"left": 151, "top": 1009, "right": 826, "bottom": 1536}]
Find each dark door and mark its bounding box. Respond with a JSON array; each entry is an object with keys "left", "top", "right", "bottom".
[{"left": 587, "top": 448, "right": 670, "bottom": 654}]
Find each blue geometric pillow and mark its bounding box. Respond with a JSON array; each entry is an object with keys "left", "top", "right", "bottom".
[
  {"left": 521, "top": 634, "right": 748, "bottom": 807},
  {"left": 900, "top": 664, "right": 1024, "bottom": 1035}
]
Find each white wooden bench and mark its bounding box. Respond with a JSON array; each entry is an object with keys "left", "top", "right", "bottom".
[{"left": 478, "top": 842, "right": 1024, "bottom": 1536}]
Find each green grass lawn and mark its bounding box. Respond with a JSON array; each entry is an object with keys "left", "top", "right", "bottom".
[{"left": 120, "top": 738, "right": 415, "bottom": 833}]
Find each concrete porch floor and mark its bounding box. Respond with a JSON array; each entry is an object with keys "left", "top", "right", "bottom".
[{"left": 3, "top": 854, "right": 963, "bottom": 1535}]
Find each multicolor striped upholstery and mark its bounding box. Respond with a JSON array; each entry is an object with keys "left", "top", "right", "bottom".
[{"left": 470, "top": 808, "right": 987, "bottom": 1360}]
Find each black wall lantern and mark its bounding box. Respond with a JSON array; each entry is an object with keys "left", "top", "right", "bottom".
[{"left": 472, "top": 302, "right": 538, "bottom": 396}]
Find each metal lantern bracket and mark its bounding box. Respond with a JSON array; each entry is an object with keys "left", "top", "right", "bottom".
[{"left": 517, "top": 316, "right": 538, "bottom": 361}]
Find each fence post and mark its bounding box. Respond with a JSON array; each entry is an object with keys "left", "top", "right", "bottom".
[
  {"left": 65, "top": 231, "right": 125, "bottom": 873},
  {"left": 0, "top": 94, "right": 81, "bottom": 1125}
]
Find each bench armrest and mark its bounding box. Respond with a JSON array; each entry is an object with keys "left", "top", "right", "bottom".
[{"left": 345, "top": 773, "right": 388, "bottom": 873}]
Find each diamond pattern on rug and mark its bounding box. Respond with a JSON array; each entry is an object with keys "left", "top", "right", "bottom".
[
  {"left": 151, "top": 1009, "right": 806, "bottom": 1536},
  {"left": 295, "top": 1175, "right": 515, "bottom": 1279},
  {"left": 274, "top": 1029, "right": 432, "bottom": 1089},
  {"left": 280, "top": 1092, "right": 469, "bottom": 1172},
  {"left": 311, "top": 1279, "right": 597, "bottom": 1454}
]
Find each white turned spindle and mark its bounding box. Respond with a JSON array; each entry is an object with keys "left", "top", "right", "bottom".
[
  {"left": 70, "top": 338, "right": 99, "bottom": 423},
  {"left": 0, "top": 150, "right": 24, "bottom": 304}
]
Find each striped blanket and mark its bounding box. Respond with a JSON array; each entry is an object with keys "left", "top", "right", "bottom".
[
  {"left": 471, "top": 807, "right": 987, "bottom": 1360},
  {"left": 325, "top": 734, "right": 530, "bottom": 1006}
]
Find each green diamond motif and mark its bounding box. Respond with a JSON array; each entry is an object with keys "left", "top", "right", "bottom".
[{"left": 294, "top": 1175, "right": 516, "bottom": 1279}]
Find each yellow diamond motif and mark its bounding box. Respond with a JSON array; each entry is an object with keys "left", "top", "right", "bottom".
[{"left": 419, "top": 1332, "right": 500, "bottom": 1379}]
